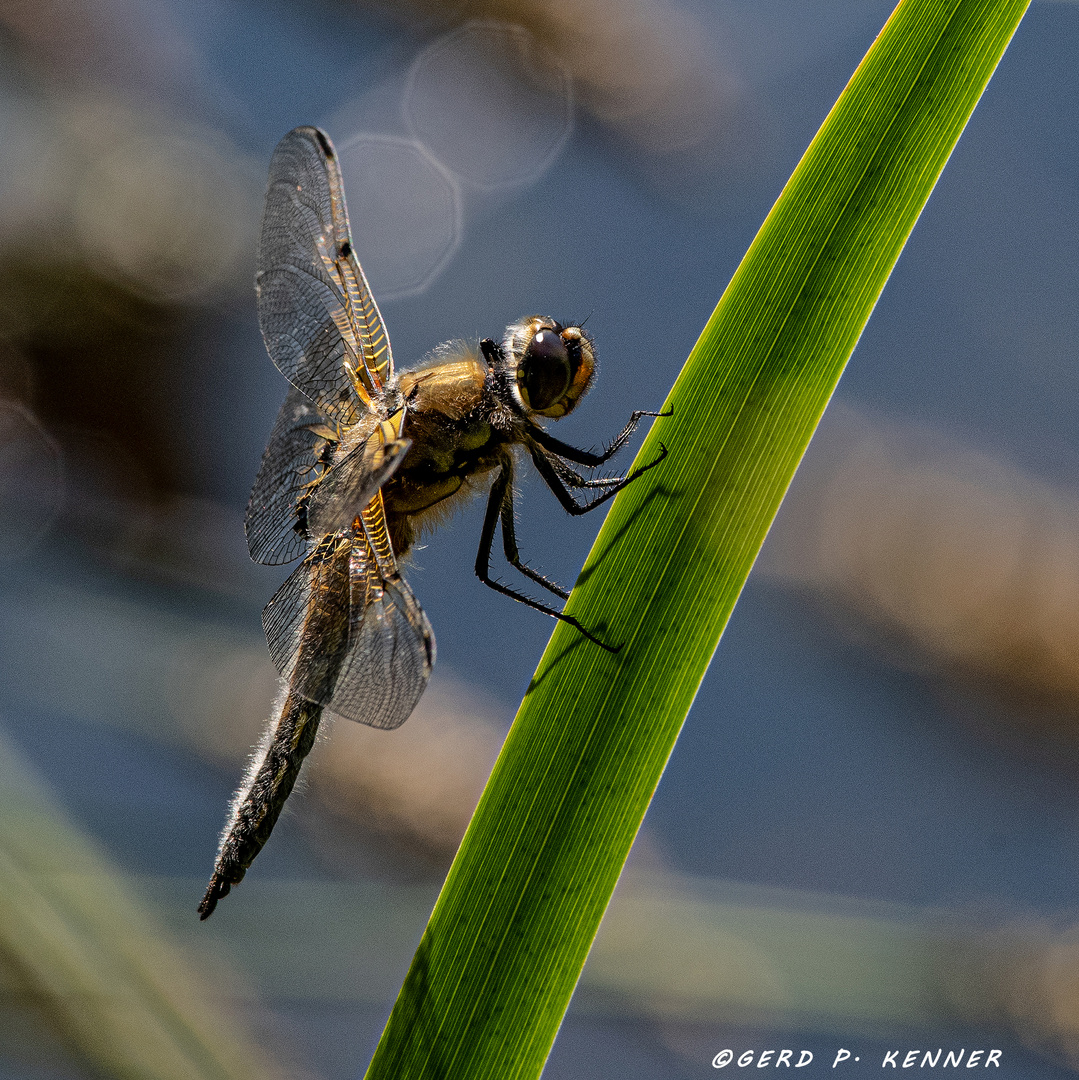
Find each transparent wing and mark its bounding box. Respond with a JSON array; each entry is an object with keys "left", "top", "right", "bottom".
[
  {"left": 246, "top": 387, "right": 410, "bottom": 567},
  {"left": 245, "top": 385, "right": 337, "bottom": 566},
  {"left": 257, "top": 126, "right": 394, "bottom": 426},
  {"left": 262, "top": 532, "right": 435, "bottom": 729},
  {"left": 332, "top": 539, "right": 435, "bottom": 728},
  {"left": 263, "top": 534, "right": 352, "bottom": 700},
  {"left": 305, "top": 432, "right": 411, "bottom": 542}
]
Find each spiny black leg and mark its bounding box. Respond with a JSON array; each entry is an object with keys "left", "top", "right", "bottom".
[
  {"left": 530, "top": 407, "right": 673, "bottom": 467},
  {"left": 549, "top": 456, "right": 627, "bottom": 491},
  {"left": 475, "top": 462, "right": 618, "bottom": 652},
  {"left": 497, "top": 467, "right": 569, "bottom": 600},
  {"left": 530, "top": 442, "right": 668, "bottom": 516}
]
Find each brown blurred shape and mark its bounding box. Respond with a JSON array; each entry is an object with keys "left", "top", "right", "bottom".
[
  {"left": 0, "top": 255, "right": 188, "bottom": 496},
  {"left": 0, "top": 83, "right": 259, "bottom": 496},
  {"left": 356, "top": 0, "right": 745, "bottom": 166},
  {"left": 304, "top": 680, "right": 507, "bottom": 863},
  {"left": 0, "top": 0, "right": 260, "bottom": 501},
  {"left": 943, "top": 916, "right": 1079, "bottom": 1071},
  {"left": 759, "top": 404, "right": 1079, "bottom": 722},
  {"left": 0, "top": 0, "right": 212, "bottom": 106}
]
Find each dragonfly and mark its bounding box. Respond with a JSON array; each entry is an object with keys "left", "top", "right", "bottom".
[{"left": 199, "top": 127, "right": 668, "bottom": 919}]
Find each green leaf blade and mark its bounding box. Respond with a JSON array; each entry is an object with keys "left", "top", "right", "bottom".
[{"left": 367, "top": 2, "right": 1030, "bottom": 1077}]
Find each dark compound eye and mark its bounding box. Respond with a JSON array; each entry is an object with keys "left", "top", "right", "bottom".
[{"left": 520, "top": 328, "right": 571, "bottom": 412}]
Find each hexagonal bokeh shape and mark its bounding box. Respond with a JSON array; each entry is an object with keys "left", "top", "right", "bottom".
[
  {"left": 335, "top": 134, "right": 461, "bottom": 301},
  {"left": 405, "top": 21, "right": 573, "bottom": 192}
]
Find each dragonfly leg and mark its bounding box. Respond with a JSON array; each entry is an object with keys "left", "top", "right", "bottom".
[
  {"left": 530, "top": 406, "right": 672, "bottom": 467},
  {"left": 529, "top": 441, "right": 668, "bottom": 516},
  {"left": 475, "top": 462, "right": 618, "bottom": 652},
  {"left": 549, "top": 457, "right": 627, "bottom": 491},
  {"left": 496, "top": 460, "right": 570, "bottom": 600}
]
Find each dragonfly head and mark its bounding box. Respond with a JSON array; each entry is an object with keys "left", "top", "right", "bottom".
[{"left": 501, "top": 316, "right": 596, "bottom": 420}]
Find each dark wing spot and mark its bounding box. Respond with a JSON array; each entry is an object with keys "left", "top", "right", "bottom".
[
  {"left": 294, "top": 495, "right": 310, "bottom": 538},
  {"left": 339, "top": 240, "right": 352, "bottom": 259},
  {"left": 315, "top": 129, "right": 334, "bottom": 159}
]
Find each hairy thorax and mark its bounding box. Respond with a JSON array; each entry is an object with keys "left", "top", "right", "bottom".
[{"left": 383, "top": 354, "right": 512, "bottom": 555}]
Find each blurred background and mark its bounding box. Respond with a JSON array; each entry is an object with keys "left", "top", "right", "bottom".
[{"left": 1, "top": 0, "right": 1079, "bottom": 1076}]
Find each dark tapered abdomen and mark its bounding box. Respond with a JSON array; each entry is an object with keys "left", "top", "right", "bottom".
[{"left": 198, "top": 691, "right": 322, "bottom": 919}]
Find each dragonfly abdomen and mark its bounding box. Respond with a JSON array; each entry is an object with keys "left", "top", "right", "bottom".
[{"left": 198, "top": 688, "right": 322, "bottom": 919}]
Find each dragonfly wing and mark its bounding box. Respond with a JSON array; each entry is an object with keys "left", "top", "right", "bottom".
[
  {"left": 327, "top": 538, "right": 435, "bottom": 729},
  {"left": 262, "top": 535, "right": 353, "bottom": 704},
  {"left": 257, "top": 126, "right": 394, "bottom": 424},
  {"left": 246, "top": 385, "right": 338, "bottom": 566},
  {"left": 305, "top": 435, "right": 411, "bottom": 542},
  {"left": 261, "top": 529, "right": 435, "bottom": 730},
  {"left": 246, "top": 389, "right": 409, "bottom": 566}
]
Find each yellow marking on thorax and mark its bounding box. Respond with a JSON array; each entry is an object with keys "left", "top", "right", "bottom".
[
  {"left": 314, "top": 236, "right": 390, "bottom": 397},
  {"left": 379, "top": 408, "right": 406, "bottom": 442},
  {"left": 360, "top": 490, "right": 397, "bottom": 576},
  {"left": 342, "top": 360, "right": 371, "bottom": 407},
  {"left": 337, "top": 259, "right": 390, "bottom": 388}
]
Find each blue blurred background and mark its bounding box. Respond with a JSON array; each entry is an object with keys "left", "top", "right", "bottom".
[{"left": 2, "top": 1, "right": 1079, "bottom": 1077}]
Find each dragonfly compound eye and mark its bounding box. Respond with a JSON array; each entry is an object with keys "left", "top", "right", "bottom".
[{"left": 520, "top": 328, "right": 571, "bottom": 413}]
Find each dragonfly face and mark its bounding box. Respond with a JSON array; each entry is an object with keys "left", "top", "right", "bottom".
[
  {"left": 501, "top": 316, "right": 596, "bottom": 418},
  {"left": 198, "top": 127, "right": 667, "bottom": 919}
]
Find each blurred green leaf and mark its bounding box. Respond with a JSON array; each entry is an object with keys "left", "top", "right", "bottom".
[
  {"left": 0, "top": 729, "right": 290, "bottom": 1080},
  {"left": 366, "top": 1, "right": 1031, "bottom": 1076}
]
